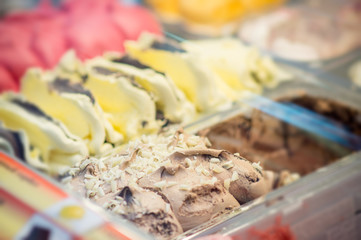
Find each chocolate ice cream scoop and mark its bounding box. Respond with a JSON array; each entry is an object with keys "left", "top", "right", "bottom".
[
  {"left": 166, "top": 149, "right": 276, "bottom": 204},
  {"left": 138, "top": 165, "right": 240, "bottom": 231},
  {"left": 65, "top": 129, "right": 286, "bottom": 238},
  {"left": 98, "top": 186, "right": 183, "bottom": 240},
  {"left": 68, "top": 159, "right": 183, "bottom": 239}
]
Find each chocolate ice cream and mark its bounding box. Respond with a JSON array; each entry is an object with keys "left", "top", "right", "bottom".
[
  {"left": 199, "top": 95, "right": 361, "bottom": 175},
  {"left": 138, "top": 165, "right": 240, "bottom": 231},
  {"left": 65, "top": 129, "right": 289, "bottom": 238},
  {"left": 100, "top": 186, "right": 183, "bottom": 240}
]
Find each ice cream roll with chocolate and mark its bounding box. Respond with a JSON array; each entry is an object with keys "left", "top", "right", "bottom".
[
  {"left": 165, "top": 149, "right": 277, "bottom": 204},
  {"left": 137, "top": 164, "right": 240, "bottom": 231},
  {"left": 181, "top": 38, "right": 290, "bottom": 95},
  {"left": 86, "top": 56, "right": 196, "bottom": 124},
  {"left": 83, "top": 57, "right": 161, "bottom": 142},
  {"left": 125, "top": 33, "right": 230, "bottom": 112},
  {"left": 0, "top": 93, "right": 88, "bottom": 174},
  {"left": 21, "top": 68, "right": 123, "bottom": 154}
]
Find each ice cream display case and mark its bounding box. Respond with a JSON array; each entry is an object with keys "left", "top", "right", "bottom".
[
  {"left": 1, "top": 53, "right": 361, "bottom": 240},
  {"left": 1, "top": 1, "right": 361, "bottom": 239}
]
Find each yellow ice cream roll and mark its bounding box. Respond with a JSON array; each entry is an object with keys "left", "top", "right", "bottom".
[
  {"left": 125, "top": 33, "right": 229, "bottom": 113},
  {"left": 181, "top": 38, "right": 291, "bottom": 95},
  {"left": 84, "top": 58, "right": 160, "bottom": 142},
  {"left": 0, "top": 93, "right": 88, "bottom": 175},
  {"left": 21, "top": 68, "right": 118, "bottom": 155},
  {"left": 88, "top": 56, "right": 196, "bottom": 124}
]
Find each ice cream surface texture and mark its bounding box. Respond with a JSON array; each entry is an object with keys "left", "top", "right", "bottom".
[{"left": 64, "top": 130, "right": 283, "bottom": 238}]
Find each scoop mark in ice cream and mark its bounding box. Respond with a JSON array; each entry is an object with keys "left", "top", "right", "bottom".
[{"left": 50, "top": 78, "right": 95, "bottom": 104}]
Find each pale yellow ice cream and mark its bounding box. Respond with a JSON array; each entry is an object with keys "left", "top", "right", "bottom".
[
  {"left": 0, "top": 93, "right": 88, "bottom": 174},
  {"left": 125, "top": 33, "right": 290, "bottom": 113},
  {"left": 181, "top": 38, "right": 290, "bottom": 94},
  {"left": 125, "top": 33, "right": 230, "bottom": 112},
  {"left": 85, "top": 57, "right": 196, "bottom": 124},
  {"left": 21, "top": 69, "right": 112, "bottom": 154},
  {"left": 83, "top": 59, "right": 160, "bottom": 142}
]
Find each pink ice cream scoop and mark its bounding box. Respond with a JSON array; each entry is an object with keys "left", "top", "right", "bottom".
[{"left": 0, "top": 0, "right": 162, "bottom": 92}]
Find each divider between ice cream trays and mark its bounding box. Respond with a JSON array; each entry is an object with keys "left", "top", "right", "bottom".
[
  {"left": 242, "top": 92, "right": 361, "bottom": 150},
  {"left": 164, "top": 31, "right": 361, "bottom": 151}
]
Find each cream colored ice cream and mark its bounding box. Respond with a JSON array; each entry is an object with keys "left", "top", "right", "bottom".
[
  {"left": 85, "top": 56, "right": 196, "bottom": 124},
  {"left": 0, "top": 93, "right": 88, "bottom": 174},
  {"left": 83, "top": 58, "right": 160, "bottom": 142},
  {"left": 21, "top": 68, "right": 121, "bottom": 154},
  {"left": 125, "top": 33, "right": 290, "bottom": 112},
  {"left": 125, "top": 33, "right": 230, "bottom": 112},
  {"left": 181, "top": 38, "right": 290, "bottom": 94}
]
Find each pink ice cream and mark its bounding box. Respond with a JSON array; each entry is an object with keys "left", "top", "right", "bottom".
[{"left": 0, "top": 0, "right": 162, "bottom": 93}]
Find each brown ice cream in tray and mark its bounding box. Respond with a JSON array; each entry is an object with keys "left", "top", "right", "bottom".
[
  {"left": 64, "top": 129, "right": 289, "bottom": 239},
  {"left": 198, "top": 94, "right": 361, "bottom": 175}
]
